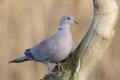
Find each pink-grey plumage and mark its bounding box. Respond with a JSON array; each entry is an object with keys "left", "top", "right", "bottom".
[{"left": 9, "top": 16, "right": 78, "bottom": 75}]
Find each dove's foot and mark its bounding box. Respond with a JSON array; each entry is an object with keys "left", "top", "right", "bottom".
[
  {"left": 56, "top": 63, "right": 63, "bottom": 71},
  {"left": 47, "top": 63, "right": 63, "bottom": 76},
  {"left": 47, "top": 71, "right": 56, "bottom": 76},
  {"left": 45, "top": 62, "right": 63, "bottom": 76}
]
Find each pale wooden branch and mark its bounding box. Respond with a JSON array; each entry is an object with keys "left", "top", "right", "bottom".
[{"left": 41, "top": 0, "right": 119, "bottom": 80}]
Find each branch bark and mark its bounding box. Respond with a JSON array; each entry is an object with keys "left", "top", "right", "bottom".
[{"left": 41, "top": 0, "right": 119, "bottom": 80}]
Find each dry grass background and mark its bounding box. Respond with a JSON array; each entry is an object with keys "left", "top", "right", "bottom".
[{"left": 0, "top": 0, "right": 119, "bottom": 80}]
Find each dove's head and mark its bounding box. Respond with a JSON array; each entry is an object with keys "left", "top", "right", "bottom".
[{"left": 60, "top": 16, "right": 78, "bottom": 26}]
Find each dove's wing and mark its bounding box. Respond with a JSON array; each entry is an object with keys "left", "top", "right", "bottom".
[{"left": 30, "top": 36, "right": 58, "bottom": 62}]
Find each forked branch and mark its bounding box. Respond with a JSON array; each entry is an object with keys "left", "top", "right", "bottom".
[{"left": 41, "top": 0, "right": 119, "bottom": 80}]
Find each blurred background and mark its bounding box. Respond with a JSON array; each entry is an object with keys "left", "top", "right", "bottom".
[{"left": 0, "top": 0, "right": 119, "bottom": 80}]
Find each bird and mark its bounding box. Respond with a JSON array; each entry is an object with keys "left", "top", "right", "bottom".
[{"left": 9, "top": 16, "right": 78, "bottom": 75}]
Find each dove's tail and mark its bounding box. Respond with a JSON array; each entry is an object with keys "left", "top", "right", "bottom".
[{"left": 9, "top": 56, "right": 29, "bottom": 63}]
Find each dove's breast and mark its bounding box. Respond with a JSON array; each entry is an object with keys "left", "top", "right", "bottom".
[{"left": 51, "top": 29, "right": 73, "bottom": 62}]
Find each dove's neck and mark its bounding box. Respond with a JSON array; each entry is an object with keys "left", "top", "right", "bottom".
[{"left": 59, "top": 24, "right": 70, "bottom": 31}]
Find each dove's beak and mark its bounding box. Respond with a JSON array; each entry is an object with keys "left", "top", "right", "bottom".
[{"left": 74, "top": 20, "right": 79, "bottom": 24}]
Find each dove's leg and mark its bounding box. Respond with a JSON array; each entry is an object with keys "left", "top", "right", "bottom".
[
  {"left": 56, "top": 63, "right": 63, "bottom": 71},
  {"left": 45, "top": 63, "right": 52, "bottom": 75}
]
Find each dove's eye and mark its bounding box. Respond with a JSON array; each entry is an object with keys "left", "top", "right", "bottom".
[{"left": 67, "top": 17, "right": 70, "bottom": 20}]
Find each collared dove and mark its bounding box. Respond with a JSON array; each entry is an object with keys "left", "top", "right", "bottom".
[{"left": 9, "top": 16, "right": 78, "bottom": 75}]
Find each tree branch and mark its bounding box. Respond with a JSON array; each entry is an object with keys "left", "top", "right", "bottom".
[{"left": 41, "top": 0, "right": 119, "bottom": 80}]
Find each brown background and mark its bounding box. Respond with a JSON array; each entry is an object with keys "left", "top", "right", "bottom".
[{"left": 0, "top": 0, "right": 119, "bottom": 80}]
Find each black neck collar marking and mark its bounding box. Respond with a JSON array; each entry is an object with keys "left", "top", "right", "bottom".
[{"left": 58, "top": 27, "right": 64, "bottom": 30}]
